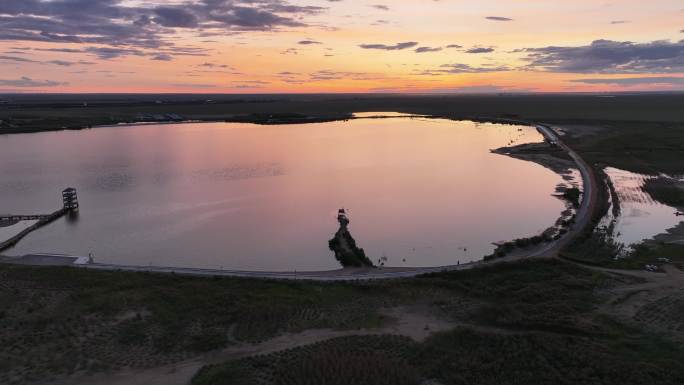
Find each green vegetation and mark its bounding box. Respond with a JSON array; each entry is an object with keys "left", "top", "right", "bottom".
[
  {"left": 418, "top": 258, "right": 625, "bottom": 335},
  {"left": 561, "top": 123, "right": 684, "bottom": 269},
  {"left": 562, "top": 223, "right": 684, "bottom": 271},
  {"left": 615, "top": 242, "right": 684, "bottom": 270},
  {"left": 176, "top": 255, "right": 665, "bottom": 385},
  {"left": 0, "top": 259, "right": 655, "bottom": 384},
  {"left": 564, "top": 122, "right": 684, "bottom": 176},
  {"left": 193, "top": 324, "right": 684, "bottom": 385},
  {"left": 0, "top": 265, "right": 399, "bottom": 384},
  {"left": 643, "top": 178, "right": 684, "bottom": 208},
  {"left": 192, "top": 259, "right": 683, "bottom": 385},
  {"left": 563, "top": 187, "right": 581, "bottom": 207},
  {"left": 328, "top": 227, "right": 374, "bottom": 268},
  {"left": 561, "top": 228, "right": 624, "bottom": 266},
  {"left": 634, "top": 292, "right": 684, "bottom": 333},
  {"left": 560, "top": 166, "right": 625, "bottom": 266},
  {"left": 484, "top": 233, "right": 557, "bottom": 260},
  {"left": 193, "top": 335, "right": 420, "bottom": 385},
  {"left": 3, "top": 93, "right": 684, "bottom": 134}
]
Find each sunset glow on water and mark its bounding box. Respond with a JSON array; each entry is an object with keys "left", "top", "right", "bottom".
[{"left": 0, "top": 118, "right": 569, "bottom": 270}]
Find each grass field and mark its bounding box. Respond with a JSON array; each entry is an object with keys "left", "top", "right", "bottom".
[
  {"left": 193, "top": 327, "right": 684, "bottom": 385},
  {"left": 2, "top": 93, "right": 684, "bottom": 133},
  {"left": 618, "top": 242, "right": 684, "bottom": 270},
  {"left": 4, "top": 259, "right": 681, "bottom": 385},
  {"left": 563, "top": 122, "right": 684, "bottom": 176}
]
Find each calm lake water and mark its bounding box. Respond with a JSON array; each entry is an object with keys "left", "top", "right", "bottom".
[
  {"left": 0, "top": 117, "right": 568, "bottom": 271},
  {"left": 601, "top": 167, "right": 682, "bottom": 248}
]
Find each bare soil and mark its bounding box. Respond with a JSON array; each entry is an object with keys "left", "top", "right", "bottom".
[{"left": 61, "top": 306, "right": 457, "bottom": 385}]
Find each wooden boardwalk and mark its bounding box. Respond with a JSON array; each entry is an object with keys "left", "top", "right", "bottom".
[
  {"left": 1, "top": 188, "right": 78, "bottom": 251},
  {"left": 0, "top": 214, "right": 53, "bottom": 222},
  {"left": 0, "top": 209, "right": 67, "bottom": 252}
]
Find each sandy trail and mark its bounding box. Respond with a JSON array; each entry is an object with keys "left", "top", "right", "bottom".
[
  {"left": 52, "top": 263, "right": 684, "bottom": 385},
  {"left": 56, "top": 306, "right": 456, "bottom": 385}
]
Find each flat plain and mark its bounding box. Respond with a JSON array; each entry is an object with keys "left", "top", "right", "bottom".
[{"left": 1, "top": 93, "right": 683, "bottom": 385}]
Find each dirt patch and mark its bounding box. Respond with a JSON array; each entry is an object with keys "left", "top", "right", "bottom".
[
  {"left": 379, "top": 306, "right": 456, "bottom": 342},
  {"left": 59, "top": 306, "right": 456, "bottom": 385},
  {"left": 492, "top": 142, "right": 576, "bottom": 177},
  {"left": 596, "top": 265, "right": 684, "bottom": 341}
]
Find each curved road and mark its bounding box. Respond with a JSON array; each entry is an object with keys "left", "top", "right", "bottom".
[
  {"left": 530, "top": 124, "right": 598, "bottom": 256},
  {"left": 4, "top": 123, "right": 599, "bottom": 281}
]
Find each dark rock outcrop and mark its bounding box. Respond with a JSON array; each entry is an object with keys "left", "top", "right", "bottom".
[{"left": 328, "top": 211, "right": 374, "bottom": 268}]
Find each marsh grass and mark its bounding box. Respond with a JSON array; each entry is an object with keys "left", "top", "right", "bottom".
[{"left": 642, "top": 178, "right": 684, "bottom": 207}]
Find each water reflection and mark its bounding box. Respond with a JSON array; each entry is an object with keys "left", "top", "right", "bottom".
[
  {"left": 601, "top": 167, "right": 682, "bottom": 247},
  {"left": 0, "top": 118, "right": 566, "bottom": 271},
  {"left": 352, "top": 112, "right": 423, "bottom": 118},
  {"left": 66, "top": 211, "right": 80, "bottom": 225}
]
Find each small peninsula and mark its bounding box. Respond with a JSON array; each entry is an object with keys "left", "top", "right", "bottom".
[{"left": 328, "top": 209, "right": 375, "bottom": 268}]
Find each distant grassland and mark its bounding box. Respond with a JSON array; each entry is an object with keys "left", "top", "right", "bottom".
[
  {"left": 643, "top": 178, "right": 684, "bottom": 207},
  {"left": 2, "top": 93, "right": 684, "bottom": 133},
  {"left": 563, "top": 121, "right": 684, "bottom": 175}
]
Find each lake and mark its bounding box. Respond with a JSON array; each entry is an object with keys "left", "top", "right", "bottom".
[{"left": 0, "top": 117, "right": 569, "bottom": 271}]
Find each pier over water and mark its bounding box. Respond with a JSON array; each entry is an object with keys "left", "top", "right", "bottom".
[{"left": 0, "top": 188, "right": 79, "bottom": 252}]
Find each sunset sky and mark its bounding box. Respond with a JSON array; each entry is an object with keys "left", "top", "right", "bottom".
[{"left": 0, "top": 0, "right": 683, "bottom": 93}]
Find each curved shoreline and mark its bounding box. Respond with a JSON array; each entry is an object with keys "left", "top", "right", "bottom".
[
  {"left": 0, "top": 121, "right": 598, "bottom": 280},
  {"left": 0, "top": 113, "right": 525, "bottom": 136}
]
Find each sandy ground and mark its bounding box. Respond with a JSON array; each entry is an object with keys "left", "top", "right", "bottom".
[
  {"left": 579, "top": 263, "right": 684, "bottom": 342},
  {"left": 58, "top": 260, "right": 684, "bottom": 385},
  {"left": 492, "top": 142, "right": 577, "bottom": 177},
  {"left": 58, "top": 306, "right": 456, "bottom": 385}
]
